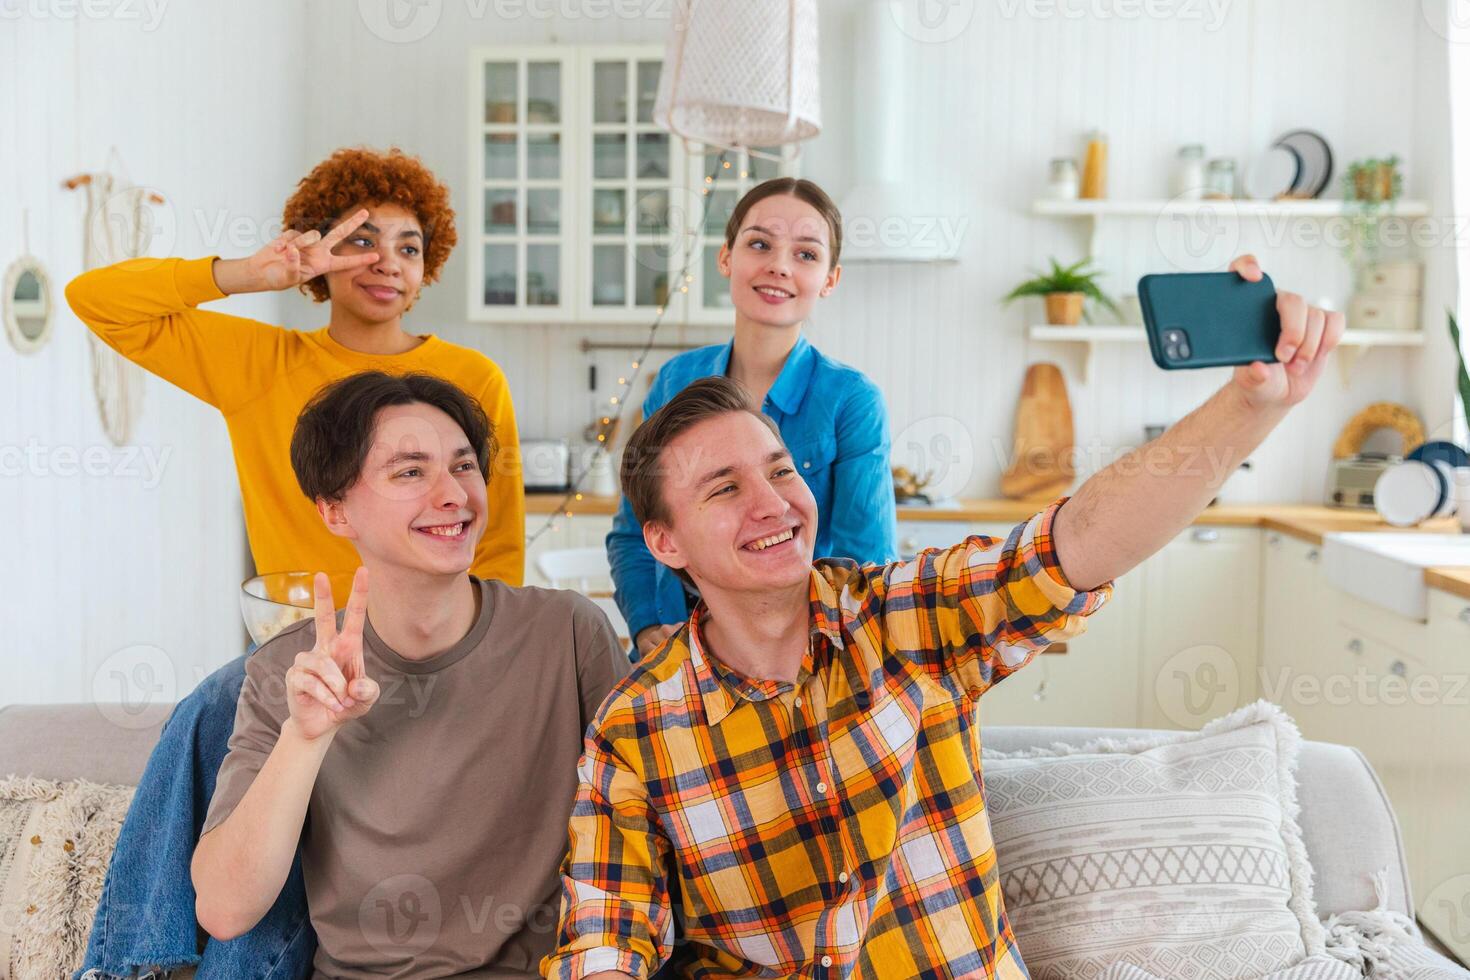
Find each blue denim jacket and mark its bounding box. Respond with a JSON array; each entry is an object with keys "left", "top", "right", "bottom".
[{"left": 607, "top": 334, "right": 898, "bottom": 641}]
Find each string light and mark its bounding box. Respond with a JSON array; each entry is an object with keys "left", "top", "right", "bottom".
[{"left": 525, "top": 149, "right": 732, "bottom": 547}]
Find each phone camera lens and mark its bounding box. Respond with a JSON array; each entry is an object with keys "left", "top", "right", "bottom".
[{"left": 1177, "top": 341, "right": 1192, "bottom": 358}]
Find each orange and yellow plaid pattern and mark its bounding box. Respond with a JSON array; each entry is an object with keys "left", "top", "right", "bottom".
[{"left": 543, "top": 497, "right": 1113, "bottom": 979}]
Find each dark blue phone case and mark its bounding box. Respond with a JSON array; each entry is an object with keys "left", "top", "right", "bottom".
[{"left": 1138, "top": 272, "right": 1280, "bottom": 370}]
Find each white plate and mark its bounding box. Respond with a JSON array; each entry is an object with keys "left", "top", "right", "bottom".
[
  {"left": 1245, "top": 145, "right": 1301, "bottom": 201},
  {"left": 1374, "top": 459, "right": 1444, "bottom": 527}
]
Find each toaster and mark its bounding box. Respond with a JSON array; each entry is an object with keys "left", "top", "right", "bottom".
[
  {"left": 1325, "top": 453, "right": 1401, "bottom": 509},
  {"left": 521, "top": 438, "right": 571, "bottom": 492}
]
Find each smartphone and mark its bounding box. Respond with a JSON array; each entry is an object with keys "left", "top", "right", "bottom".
[{"left": 1137, "top": 271, "right": 1280, "bottom": 370}]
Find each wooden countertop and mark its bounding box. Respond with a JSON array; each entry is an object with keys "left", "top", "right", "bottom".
[
  {"left": 1426, "top": 567, "right": 1470, "bottom": 602},
  {"left": 526, "top": 494, "right": 1470, "bottom": 600}
]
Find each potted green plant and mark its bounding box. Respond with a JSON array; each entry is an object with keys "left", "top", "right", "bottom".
[
  {"left": 1340, "top": 156, "right": 1403, "bottom": 274},
  {"left": 1345, "top": 156, "right": 1403, "bottom": 204},
  {"left": 1003, "top": 258, "right": 1121, "bottom": 326},
  {"left": 1449, "top": 311, "right": 1470, "bottom": 531}
]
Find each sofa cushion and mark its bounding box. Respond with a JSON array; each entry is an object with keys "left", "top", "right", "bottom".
[
  {"left": 1097, "top": 956, "right": 1360, "bottom": 979},
  {"left": 0, "top": 776, "right": 134, "bottom": 979},
  {"left": 0, "top": 704, "right": 169, "bottom": 787},
  {"left": 980, "top": 724, "right": 1414, "bottom": 922},
  {"left": 981, "top": 701, "right": 1324, "bottom": 980}
]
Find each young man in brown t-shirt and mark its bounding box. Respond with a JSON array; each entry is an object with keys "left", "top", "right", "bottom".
[{"left": 190, "top": 371, "right": 627, "bottom": 979}]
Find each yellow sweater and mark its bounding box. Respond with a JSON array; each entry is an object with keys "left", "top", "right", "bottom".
[{"left": 67, "top": 256, "right": 525, "bottom": 585}]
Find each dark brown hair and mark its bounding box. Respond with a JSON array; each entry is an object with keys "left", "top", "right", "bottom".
[
  {"left": 291, "top": 371, "right": 495, "bottom": 503},
  {"left": 724, "top": 177, "right": 843, "bottom": 268},
  {"left": 281, "top": 146, "right": 458, "bottom": 303}
]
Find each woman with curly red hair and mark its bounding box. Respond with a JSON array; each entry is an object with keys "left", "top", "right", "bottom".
[{"left": 66, "top": 147, "right": 525, "bottom": 979}]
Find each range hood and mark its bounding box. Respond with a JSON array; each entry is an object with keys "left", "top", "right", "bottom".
[{"left": 839, "top": 0, "right": 963, "bottom": 264}]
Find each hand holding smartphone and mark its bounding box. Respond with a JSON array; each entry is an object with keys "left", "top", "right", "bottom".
[{"left": 1138, "top": 271, "right": 1281, "bottom": 370}]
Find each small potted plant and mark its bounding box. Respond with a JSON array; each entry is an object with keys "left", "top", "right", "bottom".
[
  {"left": 1448, "top": 311, "right": 1470, "bottom": 531},
  {"left": 1345, "top": 156, "right": 1403, "bottom": 203},
  {"left": 1340, "top": 156, "right": 1404, "bottom": 276},
  {"left": 1003, "top": 258, "right": 1121, "bottom": 326}
]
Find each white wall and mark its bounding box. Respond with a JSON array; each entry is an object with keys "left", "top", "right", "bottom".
[
  {"left": 0, "top": 1, "right": 305, "bottom": 705},
  {"left": 299, "top": 0, "right": 1459, "bottom": 511}
]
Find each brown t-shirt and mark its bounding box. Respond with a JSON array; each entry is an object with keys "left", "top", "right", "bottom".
[{"left": 202, "top": 577, "right": 628, "bottom": 979}]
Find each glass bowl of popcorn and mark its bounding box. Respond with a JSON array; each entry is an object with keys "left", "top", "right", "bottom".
[{"left": 240, "top": 571, "right": 354, "bottom": 648}]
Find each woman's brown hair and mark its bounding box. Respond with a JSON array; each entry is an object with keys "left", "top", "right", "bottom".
[{"left": 723, "top": 177, "right": 842, "bottom": 268}]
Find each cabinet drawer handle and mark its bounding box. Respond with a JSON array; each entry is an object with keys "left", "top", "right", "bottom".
[
  {"left": 1347, "top": 638, "right": 1364, "bottom": 655},
  {"left": 1267, "top": 533, "right": 1282, "bottom": 546},
  {"left": 1460, "top": 607, "right": 1470, "bottom": 626},
  {"left": 1390, "top": 660, "right": 1408, "bottom": 678},
  {"left": 1306, "top": 549, "right": 1321, "bottom": 563},
  {"left": 1192, "top": 528, "right": 1220, "bottom": 543},
  {"left": 901, "top": 536, "right": 919, "bottom": 553}
]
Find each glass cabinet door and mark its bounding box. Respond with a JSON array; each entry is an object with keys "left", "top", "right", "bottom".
[
  {"left": 581, "top": 49, "right": 687, "bottom": 322},
  {"left": 684, "top": 145, "right": 799, "bottom": 325},
  {"left": 471, "top": 49, "right": 572, "bottom": 320}
]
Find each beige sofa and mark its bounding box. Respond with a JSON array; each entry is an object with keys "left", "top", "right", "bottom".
[{"left": 1, "top": 704, "right": 1464, "bottom": 976}]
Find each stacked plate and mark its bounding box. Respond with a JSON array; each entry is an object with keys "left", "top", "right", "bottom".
[
  {"left": 1244, "top": 130, "right": 1334, "bottom": 200},
  {"left": 1373, "top": 441, "right": 1470, "bottom": 526}
]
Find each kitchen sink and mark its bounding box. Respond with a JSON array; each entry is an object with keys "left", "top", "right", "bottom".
[{"left": 1321, "top": 531, "right": 1470, "bottom": 620}]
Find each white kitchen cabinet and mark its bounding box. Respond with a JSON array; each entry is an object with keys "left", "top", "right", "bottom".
[
  {"left": 1258, "top": 532, "right": 1330, "bottom": 730},
  {"left": 961, "top": 519, "right": 1144, "bottom": 731},
  {"left": 471, "top": 45, "right": 690, "bottom": 324},
  {"left": 578, "top": 46, "right": 682, "bottom": 323},
  {"left": 1137, "top": 525, "right": 1262, "bottom": 731},
  {"left": 469, "top": 45, "right": 789, "bottom": 326},
  {"left": 1417, "top": 588, "right": 1470, "bottom": 957},
  {"left": 470, "top": 48, "right": 577, "bottom": 321}
]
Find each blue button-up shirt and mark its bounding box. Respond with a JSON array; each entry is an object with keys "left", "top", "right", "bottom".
[{"left": 607, "top": 334, "right": 898, "bottom": 642}]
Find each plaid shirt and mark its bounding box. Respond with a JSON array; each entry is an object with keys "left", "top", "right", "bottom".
[{"left": 544, "top": 497, "right": 1113, "bottom": 979}]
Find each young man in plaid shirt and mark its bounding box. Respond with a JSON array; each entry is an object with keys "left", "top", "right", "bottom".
[{"left": 544, "top": 256, "right": 1343, "bottom": 979}]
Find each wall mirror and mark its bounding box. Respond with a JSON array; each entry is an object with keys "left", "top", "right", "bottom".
[{"left": 4, "top": 257, "right": 55, "bottom": 354}]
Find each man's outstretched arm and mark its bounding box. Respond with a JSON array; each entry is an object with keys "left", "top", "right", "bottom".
[{"left": 1052, "top": 254, "right": 1344, "bottom": 592}]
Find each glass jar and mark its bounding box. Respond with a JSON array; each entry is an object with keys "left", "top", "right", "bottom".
[
  {"left": 1047, "top": 158, "right": 1079, "bottom": 200},
  {"left": 1205, "top": 158, "right": 1237, "bottom": 199},
  {"left": 1171, "top": 144, "right": 1206, "bottom": 200}
]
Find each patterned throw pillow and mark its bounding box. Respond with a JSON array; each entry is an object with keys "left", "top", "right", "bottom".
[
  {"left": 982, "top": 701, "right": 1325, "bottom": 980},
  {"left": 0, "top": 777, "right": 134, "bottom": 980}
]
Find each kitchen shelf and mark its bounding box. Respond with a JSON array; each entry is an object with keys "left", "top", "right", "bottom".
[
  {"left": 1032, "top": 197, "right": 1433, "bottom": 269},
  {"left": 1028, "top": 324, "right": 1424, "bottom": 384},
  {"left": 1032, "top": 199, "right": 1433, "bottom": 218}
]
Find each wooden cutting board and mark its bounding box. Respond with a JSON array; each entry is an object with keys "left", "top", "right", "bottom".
[{"left": 1000, "top": 362, "right": 1076, "bottom": 500}]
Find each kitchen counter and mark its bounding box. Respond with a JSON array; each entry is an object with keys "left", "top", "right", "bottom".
[
  {"left": 1426, "top": 566, "right": 1470, "bottom": 602},
  {"left": 525, "top": 494, "right": 1470, "bottom": 600}
]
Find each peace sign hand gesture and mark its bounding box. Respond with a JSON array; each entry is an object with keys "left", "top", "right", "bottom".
[
  {"left": 285, "top": 568, "right": 380, "bottom": 742},
  {"left": 230, "top": 208, "right": 380, "bottom": 294}
]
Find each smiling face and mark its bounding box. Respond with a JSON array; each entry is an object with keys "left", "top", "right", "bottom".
[
  {"left": 318, "top": 401, "right": 487, "bottom": 577},
  {"left": 643, "top": 410, "right": 818, "bottom": 598},
  {"left": 718, "top": 193, "right": 841, "bottom": 329},
  {"left": 321, "top": 202, "right": 427, "bottom": 322}
]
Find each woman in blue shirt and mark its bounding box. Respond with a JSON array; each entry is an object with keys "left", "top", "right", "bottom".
[{"left": 608, "top": 177, "right": 898, "bottom": 656}]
